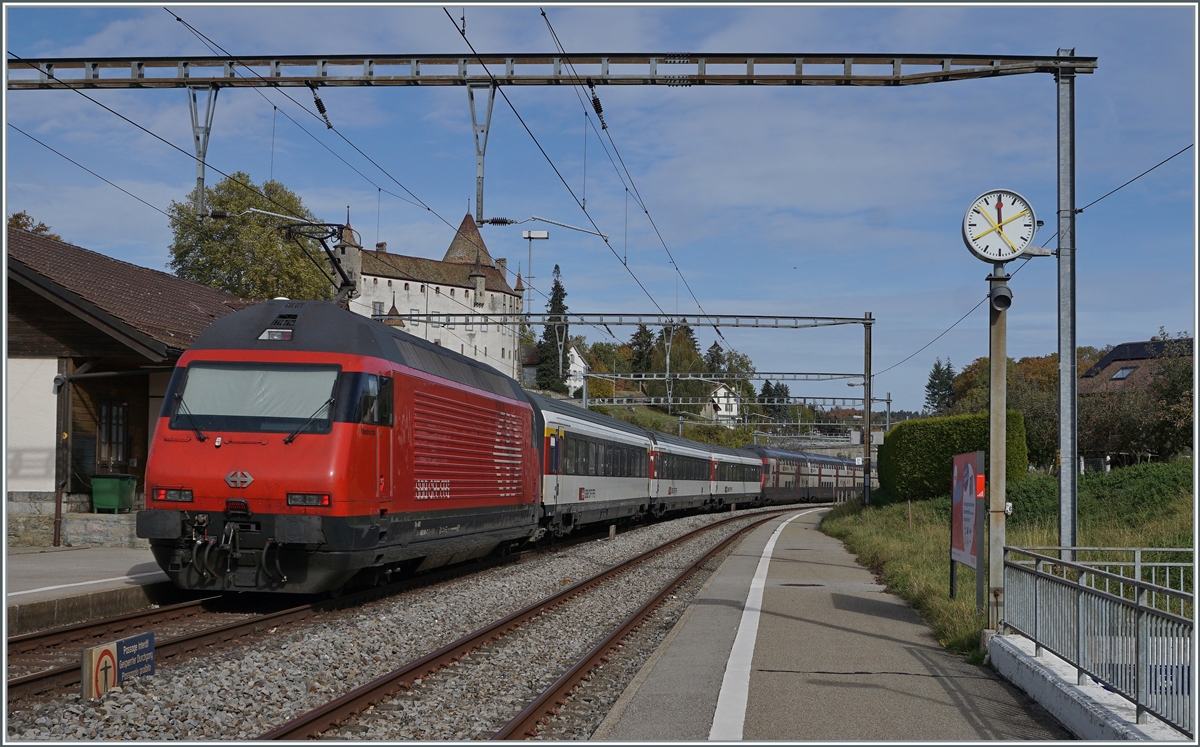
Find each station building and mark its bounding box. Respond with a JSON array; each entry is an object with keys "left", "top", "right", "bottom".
[
  {"left": 338, "top": 213, "right": 525, "bottom": 380},
  {"left": 5, "top": 226, "right": 250, "bottom": 544}
]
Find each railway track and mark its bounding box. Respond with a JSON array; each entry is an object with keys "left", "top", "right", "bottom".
[
  {"left": 4, "top": 523, "right": 614, "bottom": 704},
  {"left": 7, "top": 597, "right": 227, "bottom": 681},
  {"left": 258, "top": 509, "right": 789, "bottom": 740}
]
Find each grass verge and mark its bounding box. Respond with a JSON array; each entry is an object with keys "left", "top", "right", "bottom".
[{"left": 820, "top": 458, "right": 1194, "bottom": 662}]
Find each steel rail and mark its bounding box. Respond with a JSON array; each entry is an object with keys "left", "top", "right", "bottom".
[
  {"left": 6, "top": 596, "right": 217, "bottom": 656},
  {"left": 257, "top": 509, "right": 793, "bottom": 740},
  {"left": 5, "top": 547, "right": 543, "bottom": 704},
  {"left": 493, "top": 511, "right": 786, "bottom": 739},
  {"left": 5, "top": 599, "right": 315, "bottom": 703}
]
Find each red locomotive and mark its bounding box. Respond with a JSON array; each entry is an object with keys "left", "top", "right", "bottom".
[{"left": 137, "top": 299, "right": 540, "bottom": 593}]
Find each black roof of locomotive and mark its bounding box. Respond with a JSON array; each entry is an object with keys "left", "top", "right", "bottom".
[{"left": 188, "top": 299, "right": 526, "bottom": 401}]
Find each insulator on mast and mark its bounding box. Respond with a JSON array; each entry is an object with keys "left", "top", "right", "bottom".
[
  {"left": 307, "top": 82, "right": 333, "bottom": 129},
  {"left": 586, "top": 78, "right": 607, "bottom": 130}
]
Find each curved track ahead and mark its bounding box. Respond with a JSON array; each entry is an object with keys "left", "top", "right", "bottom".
[{"left": 259, "top": 510, "right": 789, "bottom": 740}]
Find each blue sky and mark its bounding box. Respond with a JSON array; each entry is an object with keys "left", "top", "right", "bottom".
[{"left": 4, "top": 4, "right": 1196, "bottom": 411}]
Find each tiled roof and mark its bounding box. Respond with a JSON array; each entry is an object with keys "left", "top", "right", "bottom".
[
  {"left": 1078, "top": 338, "right": 1192, "bottom": 396},
  {"left": 360, "top": 250, "right": 516, "bottom": 295},
  {"left": 7, "top": 227, "right": 252, "bottom": 354},
  {"left": 442, "top": 213, "right": 495, "bottom": 267},
  {"left": 1080, "top": 339, "right": 1193, "bottom": 377}
]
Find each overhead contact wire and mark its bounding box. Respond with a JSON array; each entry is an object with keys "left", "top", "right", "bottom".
[
  {"left": 5, "top": 53, "right": 330, "bottom": 224},
  {"left": 445, "top": 7, "right": 667, "bottom": 316},
  {"left": 540, "top": 9, "right": 730, "bottom": 346},
  {"left": 8, "top": 123, "right": 171, "bottom": 218}
]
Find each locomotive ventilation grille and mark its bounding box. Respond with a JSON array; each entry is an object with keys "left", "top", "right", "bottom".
[{"left": 413, "top": 391, "right": 524, "bottom": 501}]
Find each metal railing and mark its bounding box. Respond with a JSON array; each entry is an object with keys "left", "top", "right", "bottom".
[{"left": 1004, "top": 547, "right": 1194, "bottom": 737}]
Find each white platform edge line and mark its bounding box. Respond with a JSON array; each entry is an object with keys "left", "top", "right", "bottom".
[
  {"left": 708, "top": 508, "right": 819, "bottom": 741},
  {"left": 7, "top": 571, "right": 167, "bottom": 598}
]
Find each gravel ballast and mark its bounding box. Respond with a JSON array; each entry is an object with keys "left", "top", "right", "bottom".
[{"left": 7, "top": 507, "right": 797, "bottom": 741}]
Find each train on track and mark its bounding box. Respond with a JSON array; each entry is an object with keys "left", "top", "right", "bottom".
[{"left": 137, "top": 300, "right": 864, "bottom": 594}]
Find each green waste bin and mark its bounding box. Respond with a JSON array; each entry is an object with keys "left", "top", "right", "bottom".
[{"left": 92, "top": 474, "right": 137, "bottom": 513}]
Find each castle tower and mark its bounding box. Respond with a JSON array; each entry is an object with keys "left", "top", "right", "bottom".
[{"left": 333, "top": 220, "right": 362, "bottom": 299}]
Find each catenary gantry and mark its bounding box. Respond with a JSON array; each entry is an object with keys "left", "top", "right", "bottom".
[
  {"left": 5, "top": 52, "right": 1096, "bottom": 89},
  {"left": 391, "top": 313, "right": 872, "bottom": 328}
]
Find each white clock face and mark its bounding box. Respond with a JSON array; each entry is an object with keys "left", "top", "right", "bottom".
[{"left": 962, "top": 190, "right": 1037, "bottom": 263}]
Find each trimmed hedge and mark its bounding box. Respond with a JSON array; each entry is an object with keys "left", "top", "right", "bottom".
[{"left": 877, "top": 411, "right": 1028, "bottom": 500}]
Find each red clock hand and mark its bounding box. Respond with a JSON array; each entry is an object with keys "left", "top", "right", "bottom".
[{"left": 995, "top": 196, "right": 1004, "bottom": 224}]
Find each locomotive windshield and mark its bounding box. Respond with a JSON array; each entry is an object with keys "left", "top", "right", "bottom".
[{"left": 168, "top": 362, "right": 340, "bottom": 434}]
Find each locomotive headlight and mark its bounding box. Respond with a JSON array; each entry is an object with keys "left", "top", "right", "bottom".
[
  {"left": 287, "top": 493, "right": 331, "bottom": 507},
  {"left": 152, "top": 488, "right": 193, "bottom": 502}
]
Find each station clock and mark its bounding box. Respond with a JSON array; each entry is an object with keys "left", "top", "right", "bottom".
[{"left": 962, "top": 189, "right": 1037, "bottom": 263}]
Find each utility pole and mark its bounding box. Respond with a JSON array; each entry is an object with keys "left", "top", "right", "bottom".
[
  {"left": 863, "top": 312, "right": 872, "bottom": 506},
  {"left": 1056, "top": 48, "right": 1079, "bottom": 562}
]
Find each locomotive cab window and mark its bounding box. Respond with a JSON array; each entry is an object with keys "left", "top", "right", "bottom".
[
  {"left": 353, "top": 374, "right": 394, "bottom": 426},
  {"left": 167, "top": 362, "right": 341, "bottom": 435}
]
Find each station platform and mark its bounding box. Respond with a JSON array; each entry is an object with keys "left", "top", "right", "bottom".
[
  {"left": 595, "top": 508, "right": 1081, "bottom": 741},
  {"left": 5, "top": 545, "right": 192, "bottom": 636}
]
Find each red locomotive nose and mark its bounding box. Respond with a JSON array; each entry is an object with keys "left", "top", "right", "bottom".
[{"left": 147, "top": 429, "right": 344, "bottom": 515}]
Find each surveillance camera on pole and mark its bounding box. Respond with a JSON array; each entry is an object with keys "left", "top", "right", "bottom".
[{"left": 961, "top": 188, "right": 1038, "bottom": 634}]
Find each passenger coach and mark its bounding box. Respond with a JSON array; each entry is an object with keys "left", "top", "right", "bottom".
[{"left": 530, "top": 392, "right": 654, "bottom": 536}]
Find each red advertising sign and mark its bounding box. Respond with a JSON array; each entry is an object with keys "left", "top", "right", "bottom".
[{"left": 951, "top": 451, "right": 985, "bottom": 568}]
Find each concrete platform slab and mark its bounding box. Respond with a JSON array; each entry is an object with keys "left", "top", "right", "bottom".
[
  {"left": 595, "top": 509, "right": 1073, "bottom": 741},
  {"left": 990, "top": 633, "right": 1189, "bottom": 741},
  {"left": 5, "top": 545, "right": 193, "bottom": 635}
]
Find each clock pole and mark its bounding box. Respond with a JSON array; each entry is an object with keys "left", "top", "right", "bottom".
[
  {"left": 987, "top": 263, "right": 1011, "bottom": 631},
  {"left": 963, "top": 188, "right": 1035, "bottom": 635}
]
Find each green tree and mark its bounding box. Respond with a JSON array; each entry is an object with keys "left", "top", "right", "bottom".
[
  {"left": 629, "top": 324, "right": 655, "bottom": 374},
  {"left": 167, "top": 172, "right": 332, "bottom": 300},
  {"left": 948, "top": 346, "right": 1120, "bottom": 468},
  {"left": 924, "top": 357, "right": 956, "bottom": 414},
  {"left": 1148, "top": 328, "right": 1193, "bottom": 459},
  {"left": 723, "top": 348, "right": 760, "bottom": 419},
  {"left": 535, "top": 265, "right": 569, "bottom": 393},
  {"left": 1009, "top": 354, "right": 1059, "bottom": 468},
  {"left": 704, "top": 341, "right": 726, "bottom": 373},
  {"left": 7, "top": 211, "right": 62, "bottom": 240},
  {"left": 760, "top": 380, "right": 792, "bottom": 422}
]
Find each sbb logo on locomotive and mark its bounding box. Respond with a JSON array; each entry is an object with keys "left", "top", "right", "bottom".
[{"left": 415, "top": 479, "right": 451, "bottom": 500}]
